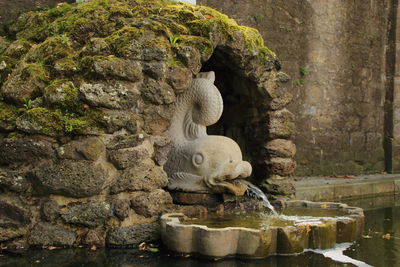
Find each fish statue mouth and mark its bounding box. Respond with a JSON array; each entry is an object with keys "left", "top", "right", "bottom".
[
  {"left": 168, "top": 174, "right": 250, "bottom": 196},
  {"left": 164, "top": 71, "right": 252, "bottom": 196}
]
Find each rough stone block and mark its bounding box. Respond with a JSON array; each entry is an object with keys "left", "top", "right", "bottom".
[
  {"left": 0, "top": 137, "right": 56, "bottom": 165},
  {"left": 267, "top": 157, "right": 296, "bottom": 176},
  {"left": 265, "top": 139, "right": 296, "bottom": 158},
  {"left": 28, "top": 223, "right": 76, "bottom": 247},
  {"left": 61, "top": 202, "right": 111, "bottom": 228},
  {"left": 106, "top": 222, "right": 160, "bottom": 247},
  {"left": 31, "top": 160, "right": 116, "bottom": 198},
  {"left": 130, "top": 189, "right": 173, "bottom": 217},
  {"left": 268, "top": 109, "right": 295, "bottom": 139},
  {"left": 79, "top": 81, "right": 141, "bottom": 109}
]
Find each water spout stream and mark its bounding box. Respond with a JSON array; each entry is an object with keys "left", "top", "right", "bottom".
[{"left": 245, "top": 183, "right": 278, "bottom": 215}]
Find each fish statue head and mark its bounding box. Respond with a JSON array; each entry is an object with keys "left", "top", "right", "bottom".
[{"left": 164, "top": 71, "right": 252, "bottom": 195}]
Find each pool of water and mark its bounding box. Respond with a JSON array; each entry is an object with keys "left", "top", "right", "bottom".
[
  {"left": 181, "top": 207, "right": 349, "bottom": 229},
  {"left": 1, "top": 194, "right": 399, "bottom": 267}
]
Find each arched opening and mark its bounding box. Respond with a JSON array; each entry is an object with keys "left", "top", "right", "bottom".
[{"left": 200, "top": 49, "right": 270, "bottom": 183}]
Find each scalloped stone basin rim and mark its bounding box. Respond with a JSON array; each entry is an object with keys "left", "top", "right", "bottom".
[{"left": 160, "top": 200, "right": 365, "bottom": 259}]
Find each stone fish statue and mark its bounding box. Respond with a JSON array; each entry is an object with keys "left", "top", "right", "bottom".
[{"left": 164, "top": 71, "right": 252, "bottom": 195}]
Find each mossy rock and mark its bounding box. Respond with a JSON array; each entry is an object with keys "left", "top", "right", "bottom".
[{"left": 0, "top": 0, "right": 276, "bottom": 137}]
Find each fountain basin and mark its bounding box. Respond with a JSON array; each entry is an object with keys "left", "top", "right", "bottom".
[{"left": 160, "top": 200, "right": 364, "bottom": 259}]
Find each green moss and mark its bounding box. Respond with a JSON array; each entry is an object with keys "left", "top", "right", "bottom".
[
  {"left": 3, "top": 39, "right": 32, "bottom": 59},
  {"left": 21, "top": 107, "right": 64, "bottom": 136},
  {"left": 168, "top": 57, "right": 184, "bottom": 68},
  {"left": 17, "top": 106, "right": 102, "bottom": 136},
  {"left": 0, "top": 102, "right": 20, "bottom": 129},
  {"left": 44, "top": 79, "right": 78, "bottom": 110},
  {"left": 0, "top": 56, "right": 19, "bottom": 86},
  {"left": 20, "top": 63, "right": 48, "bottom": 82},
  {"left": 3, "top": 0, "right": 277, "bottom": 136},
  {"left": 0, "top": 37, "right": 11, "bottom": 55},
  {"left": 13, "top": 12, "right": 52, "bottom": 42},
  {"left": 26, "top": 35, "right": 74, "bottom": 64},
  {"left": 64, "top": 116, "right": 91, "bottom": 133},
  {"left": 54, "top": 57, "right": 80, "bottom": 73},
  {"left": 105, "top": 26, "right": 143, "bottom": 56},
  {"left": 177, "top": 35, "right": 213, "bottom": 58}
]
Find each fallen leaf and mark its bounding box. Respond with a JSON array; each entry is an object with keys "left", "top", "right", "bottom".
[
  {"left": 90, "top": 245, "right": 97, "bottom": 251},
  {"left": 149, "top": 248, "right": 159, "bottom": 253},
  {"left": 320, "top": 204, "right": 328, "bottom": 209},
  {"left": 47, "top": 246, "right": 58, "bottom": 250},
  {"left": 204, "top": 14, "right": 214, "bottom": 19},
  {"left": 382, "top": 233, "right": 391, "bottom": 240},
  {"left": 138, "top": 242, "right": 148, "bottom": 251}
]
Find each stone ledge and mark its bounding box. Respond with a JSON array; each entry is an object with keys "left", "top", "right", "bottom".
[{"left": 294, "top": 174, "right": 400, "bottom": 201}]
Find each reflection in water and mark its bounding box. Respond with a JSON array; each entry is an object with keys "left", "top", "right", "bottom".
[
  {"left": 307, "top": 243, "right": 372, "bottom": 267},
  {"left": 1, "top": 195, "right": 399, "bottom": 267},
  {"left": 344, "top": 194, "right": 400, "bottom": 267}
]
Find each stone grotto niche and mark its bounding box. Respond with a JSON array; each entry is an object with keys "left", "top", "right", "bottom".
[
  {"left": 201, "top": 50, "right": 268, "bottom": 185},
  {"left": 166, "top": 47, "right": 297, "bottom": 197}
]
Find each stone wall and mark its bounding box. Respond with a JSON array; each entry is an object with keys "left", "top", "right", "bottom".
[
  {"left": 0, "top": 0, "right": 75, "bottom": 34},
  {"left": 0, "top": 0, "right": 292, "bottom": 249},
  {"left": 199, "top": 0, "right": 395, "bottom": 176},
  {"left": 393, "top": 1, "right": 400, "bottom": 173}
]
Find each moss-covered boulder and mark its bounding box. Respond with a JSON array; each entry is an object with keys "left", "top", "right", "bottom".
[{"left": 0, "top": 0, "right": 293, "bottom": 248}]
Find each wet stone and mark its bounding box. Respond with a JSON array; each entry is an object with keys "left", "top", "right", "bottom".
[
  {"left": 106, "top": 222, "right": 160, "bottom": 247},
  {"left": 0, "top": 228, "right": 25, "bottom": 242},
  {"left": 0, "top": 197, "right": 30, "bottom": 227},
  {"left": 308, "top": 221, "right": 336, "bottom": 249},
  {"left": 336, "top": 218, "right": 357, "bottom": 243},
  {"left": 40, "top": 199, "right": 60, "bottom": 222},
  {"left": 28, "top": 223, "right": 76, "bottom": 247},
  {"left": 83, "top": 230, "right": 105, "bottom": 247},
  {"left": 276, "top": 226, "right": 308, "bottom": 254}
]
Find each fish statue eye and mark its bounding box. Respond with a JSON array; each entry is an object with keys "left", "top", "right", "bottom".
[{"left": 192, "top": 153, "right": 204, "bottom": 167}]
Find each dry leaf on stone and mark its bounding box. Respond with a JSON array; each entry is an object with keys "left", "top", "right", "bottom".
[{"left": 382, "top": 233, "right": 391, "bottom": 240}]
